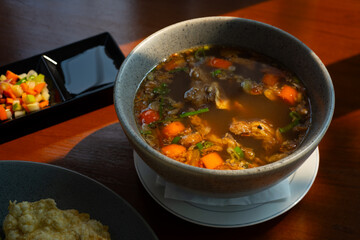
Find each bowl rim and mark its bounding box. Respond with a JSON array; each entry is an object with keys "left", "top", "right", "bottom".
[{"left": 114, "top": 16, "right": 335, "bottom": 177}]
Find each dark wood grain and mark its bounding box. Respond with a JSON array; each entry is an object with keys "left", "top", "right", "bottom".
[{"left": 0, "top": 0, "right": 360, "bottom": 239}]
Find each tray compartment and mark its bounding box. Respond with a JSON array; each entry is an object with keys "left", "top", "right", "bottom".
[{"left": 0, "top": 32, "right": 125, "bottom": 143}]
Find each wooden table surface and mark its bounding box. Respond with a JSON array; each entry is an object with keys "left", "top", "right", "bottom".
[{"left": 0, "top": 0, "right": 359, "bottom": 239}]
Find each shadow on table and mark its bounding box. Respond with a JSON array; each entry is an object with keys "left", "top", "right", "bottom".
[
  {"left": 53, "top": 122, "right": 289, "bottom": 239},
  {"left": 326, "top": 54, "right": 360, "bottom": 119}
]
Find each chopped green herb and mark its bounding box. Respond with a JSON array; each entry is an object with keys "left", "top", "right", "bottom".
[
  {"left": 203, "top": 141, "right": 214, "bottom": 149},
  {"left": 211, "top": 69, "right": 222, "bottom": 77},
  {"left": 196, "top": 142, "right": 203, "bottom": 150},
  {"left": 153, "top": 83, "right": 169, "bottom": 95},
  {"left": 279, "top": 119, "right": 299, "bottom": 133},
  {"left": 169, "top": 67, "right": 188, "bottom": 73},
  {"left": 194, "top": 45, "right": 209, "bottom": 60},
  {"left": 279, "top": 111, "right": 301, "bottom": 133},
  {"left": 172, "top": 136, "right": 181, "bottom": 144},
  {"left": 148, "top": 121, "right": 160, "bottom": 128},
  {"left": 289, "top": 111, "right": 301, "bottom": 120},
  {"left": 15, "top": 78, "right": 27, "bottom": 85},
  {"left": 234, "top": 146, "right": 244, "bottom": 159},
  {"left": 148, "top": 117, "right": 180, "bottom": 128},
  {"left": 196, "top": 141, "right": 213, "bottom": 152},
  {"left": 140, "top": 130, "right": 152, "bottom": 135},
  {"left": 180, "top": 108, "right": 209, "bottom": 118},
  {"left": 12, "top": 103, "right": 20, "bottom": 111}
]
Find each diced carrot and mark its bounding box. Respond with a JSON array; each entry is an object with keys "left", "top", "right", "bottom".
[
  {"left": 4, "top": 85, "right": 17, "bottom": 99},
  {"left": 21, "top": 93, "right": 27, "bottom": 103},
  {"left": 34, "top": 82, "right": 46, "bottom": 93},
  {"left": 162, "top": 121, "right": 185, "bottom": 138},
  {"left": 20, "top": 82, "right": 29, "bottom": 92},
  {"left": 5, "top": 105, "right": 12, "bottom": 110},
  {"left": 262, "top": 73, "right": 279, "bottom": 86},
  {"left": 26, "top": 89, "right": 38, "bottom": 96},
  {"left": 22, "top": 103, "right": 30, "bottom": 113},
  {"left": 0, "top": 105, "right": 8, "bottom": 120},
  {"left": 200, "top": 152, "right": 224, "bottom": 169},
  {"left": 207, "top": 57, "right": 232, "bottom": 69},
  {"left": 6, "top": 70, "right": 19, "bottom": 84},
  {"left": 39, "top": 100, "right": 49, "bottom": 109},
  {"left": 139, "top": 109, "right": 160, "bottom": 124},
  {"left": 6, "top": 98, "right": 14, "bottom": 104},
  {"left": 279, "top": 85, "right": 298, "bottom": 105},
  {"left": 161, "top": 144, "right": 187, "bottom": 160}
]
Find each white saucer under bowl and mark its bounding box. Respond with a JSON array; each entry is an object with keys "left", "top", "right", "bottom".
[{"left": 134, "top": 148, "right": 319, "bottom": 228}]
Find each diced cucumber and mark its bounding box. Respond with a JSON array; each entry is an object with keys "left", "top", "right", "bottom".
[
  {"left": 11, "top": 84, "right": 24, "bottom": 97},
  {"left": 5, "top": 109, "right": 12, "bottom": 120},
  {"left": 27, "top": 80, "right": 36, "bottom": 89},
  {"left": 42, "top": 90, "right": 50, "bottom": 101},
  {"left": 25, "top": 94, "right": 36, "bottom": 104},
  {"left": 14, "top": 110, "right": 26, "bottom": 118},
  {"left": 27, "top": 70, "right": 37, "bottom": 79},
  {"left": 27, "top": 102, "right": 40, "bottom": 112},
  {"left": 18, "top": 73, "right": 27, "bottom": 79},
  {"left": 12, "top": 100, "right": 22, "bottom": 111},
  {"left": 34, "top": 74, "right": 45, "bottom": 82},
  {"left": 35, "top": 94, "right": 42, "bottom": 102}
]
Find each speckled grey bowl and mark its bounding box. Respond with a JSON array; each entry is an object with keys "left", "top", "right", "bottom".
[{"left": 114, "top": 17, "right": 334, "bottom": 197}]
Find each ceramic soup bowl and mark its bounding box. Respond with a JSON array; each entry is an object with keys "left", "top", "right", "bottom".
[{"left": 114, "top": 17, "right": 334, "bottom": 197}]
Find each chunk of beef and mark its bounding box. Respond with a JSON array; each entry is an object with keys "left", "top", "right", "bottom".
[{"left": 229, "top": 119, "right": 281, "bottom": 152}]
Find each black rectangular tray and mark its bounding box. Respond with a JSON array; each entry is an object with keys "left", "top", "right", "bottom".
[{"left": 0, "top": 32, "right": 125, "bottom": 143}]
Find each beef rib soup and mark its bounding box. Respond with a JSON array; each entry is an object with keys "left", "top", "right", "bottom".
[{"left": 134, "top": 45, "right": 311, "bottom": 170}]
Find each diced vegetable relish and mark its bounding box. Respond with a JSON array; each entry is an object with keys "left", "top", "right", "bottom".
[{"left": 0, "top": 70, "right": 50, "bottom": 121}]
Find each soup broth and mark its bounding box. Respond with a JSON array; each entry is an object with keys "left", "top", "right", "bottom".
[{"left": 134, "top": 45, "right": 311, "bottom": 170}]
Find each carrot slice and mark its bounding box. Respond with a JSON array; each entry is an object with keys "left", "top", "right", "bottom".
[
  {"left": 0, "top": 105, "right": 8, "bottom": 120},
  {"left": 34, "top": 82, "right": 46, "bottom": 93},
  {"left": 262, "top": 73, "right": 279, "bottom": 86},
  {"left": 201, "top": 152, "right": 224, "bottom": 169},
  {"left": 162, "top": 121, "right": 185, "bottom": 138},
  {"left": 20, "top": 82, "right": 29, "bottom": 92},
  {"left": 161, "top": 144, "right": 187, "bottom": 160},
  {"left": 21, "top": 93, "right": 27, "bottom": 103},
  {"left": 279, "top": 85, "right": 298, "bottom": 105},
  {"left": 6, "top": 98, "right": 14, "bottom": 104},
  {"left": 26, "top": 89, "right": 37, "bottom": 96},
  {"left": 5, "top": 70, "right": 19, "bottom": 84},
  {"left": 207, "top": 57, "right": 232, "bottom": 69},
  {"left": 4, "top": 85, "right": 17, "bottom": 99},
  {"left": 39, "top": 100, "right": 49, "bottom": 109},
  {"left": 22, "top": 103, "right": 30, "bottom": 113}
]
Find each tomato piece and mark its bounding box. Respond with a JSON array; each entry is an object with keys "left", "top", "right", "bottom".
[
  {"left": 139, "top": 109, "right": 160, "bottom": 124},
  {"left": 207, "top": 57, "right": 232, "bottom": 69}
]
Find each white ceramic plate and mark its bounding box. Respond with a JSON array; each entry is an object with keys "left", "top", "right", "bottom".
[
  {"left": 0, "top": 161, "right": 158, "bottom": 239},
  {"left": 134, "top": 148, "right": 319, "bottom": 228}
]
